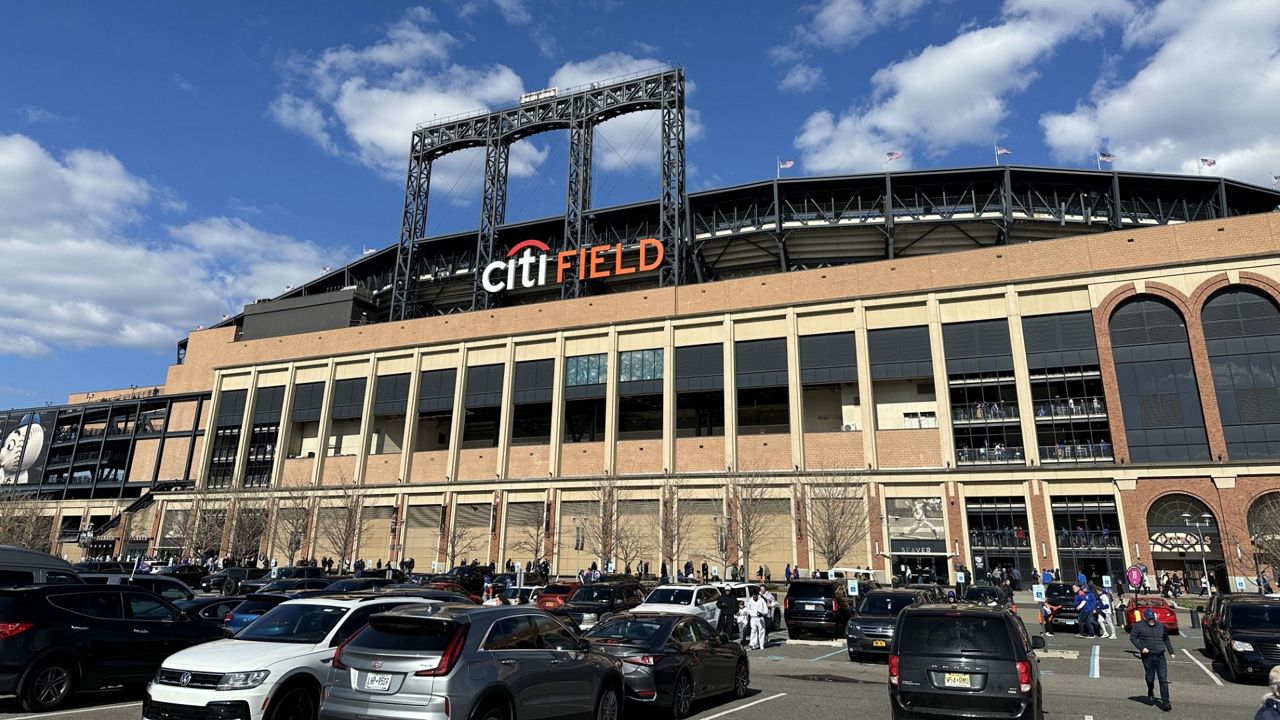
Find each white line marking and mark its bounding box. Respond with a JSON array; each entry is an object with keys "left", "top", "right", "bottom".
[
  {"left": 8, "top": 701, "right": 143, "bottom": 720},
  {"left": 1086, "top": 715, "right": 1095, "bottom": 720},
  {"left": 1179, "top": 630, "right": 1187, "bottom": 637},
  {"left": 810, "top": 648, "right": 846, "bottom": 661},
  {"left": 699, "top": 692, "right": 787, "bottom": 720},
  {"left": 785, "top": 638, "right": 843, "bottom": 646},
  {"left": 1090, "top": 645, "right": 1101, "bottom": 678},
  {"left": 1181, "top": 648, "right": 1224, "bottom": 686}
]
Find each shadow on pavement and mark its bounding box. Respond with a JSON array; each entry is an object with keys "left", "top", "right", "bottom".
[{"left": 0, "top": 686, "right": 143, "bottom": 716}]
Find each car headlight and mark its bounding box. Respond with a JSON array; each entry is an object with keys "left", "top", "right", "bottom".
[
  {"left": 1231, "top": 640, "right": 1255, "bottom": 653},
  {"left": 218, "top": 671, "right": 270, "bottom": 690},
  {"left": 583, "top": 613, "right": 597, "bottom": 622}
]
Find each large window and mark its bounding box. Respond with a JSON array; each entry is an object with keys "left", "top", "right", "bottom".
[
  {"left": 565, "top": 354, "right": 606, "bottom": 443},
  {"left": 245, "top": 386, "right": 283, "bottom": 487},
  {"left": 799, "top": 332, "right": 859, "bottom": 433},
  {"left": 369, "top": 374, "right": 409, "bottom": 455},
  {"left": 1203, "top": 288, "right": 1280, "bottom": 460},
  {"left": 512, "top": 360, "right": 553, "bottom": 445},
  {"left": 736, "top": 338, "right": 789, "bottom": 434},
  {"left": 1023, "top": 312, "right": 1112, "bottom": 463},
  {"left": 327, "top": 378, "right": 366, "bottom": 457},
  {"left": 1051, "top": 495, "right": 1123, "bottom": 584},
  {"left": 416, "top": 369, "right": 455, "bottom": 452},
  {"left": 945, "top": 320, "right": 1025, "bottom": 465},
  {"left": 461, "top": 365, "right": 503, "bottom": 449},
  {"left": 208, "top": 389, "right": 247, "bottom": 488},
  {"left": 868, "top": 327, "right": 936, "bottom": 431},
  {"left": 287, "top": 382, "right": 324, "bottom": 459},
  {"left": 676, "top": 345, "right": 724, "bottom": 437},
  {"left": 619, "top": 349, "right": 663, "bottom": 441}
]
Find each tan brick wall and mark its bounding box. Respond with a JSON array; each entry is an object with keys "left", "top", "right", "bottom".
[
  {"left": 410, "top": 450, "right": 448, "bottom": 483},
  {"left": 457, "top": 449, "right": 498, "bottom": 481},
  {"left": 157, "top": 437, "right": 192, "bottom": 481},
  {"left": 875, "top": 429, "right": 944, "bottom": 469},
  {"left": 129, "top": 438, "right": 159, "bottom": 481},
  {"left": 280, "top": 457, "right": 313, "bottom": 486},
  {"left": 560, "top": 441, "right": 606, "bottom": 478},
  {"left": 736, "top": 433, "right": 792, "bottom": 471},
  {"left": 803, "top": 431, "right": 865, "bottom": 471},
  {"left": 363, "top": 455, "right": 400, "bottom": 485},
  {"left": 616, "top": 439, "right": 663, "bottom": 475},
  {"left": 167, "top": 401, "right": 200, "bottom": 432},
  {"left": 321, "top": 455, "right": 358, "bottom": 486},
  {"left": 507, "top": 444, "right": 551, "bottom": 479},
  {"left": 675, "top": 437, "right": 725, "bottom": 473}
]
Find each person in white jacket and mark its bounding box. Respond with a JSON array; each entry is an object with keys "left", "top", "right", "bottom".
[
  {"left": 746, "top": 589, "right": 769, "bottom": 650},
  {"left": 1098, "top": 588, "right": 1117, "bottom": 639},
  {"left": 734, "top": 598, "right": 751, "bottom": 646}
]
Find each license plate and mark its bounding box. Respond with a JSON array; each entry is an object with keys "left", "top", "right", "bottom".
[
  {"left": 873, "top": 640, "right": 887, "bottom": 648},
  {"left": 805, "top": 602, "right": 821, "bottom": 610},
  {"left": 363, "top": 673, "right": 392, "bottom": 691},
  {"left": 944, "top": 673, "right": 970, "bottom": 688}
]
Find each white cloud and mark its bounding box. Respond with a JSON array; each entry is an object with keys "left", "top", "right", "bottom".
[
  {"left": 549, "top": 52, "right": 704, "bottom": 174},
  {"left": 1040, "top": 0, "right": 1280, "bottom": 183},
  {"left": 780, "top": 63, "right": 825, "bottom": 93},
  {"left": 17, "top": 106, "right": 65, "bottom": 124},
  {"left": 172, "top": 73, "right": 196, "bottom": 95},
  {"left": 493, "top": 0, "right": 531, "bottom": 25},
  {"left": 0, "top": 133, "right": 329, "bottom": 357},
  {"left": 796, "top": 0, "right": 1135, "bottom": 173},
  {"left": 805, "top": 0, "right": 928, "bottom": 51}
]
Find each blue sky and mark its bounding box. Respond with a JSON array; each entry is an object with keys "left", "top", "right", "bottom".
[{"left": 1, "top": 0, "right": 1276, "bottom": 410}]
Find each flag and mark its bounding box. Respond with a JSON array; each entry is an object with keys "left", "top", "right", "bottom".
[
  {"left": 885, "top": 151, "right": 903, "bottom": 162},
  {"left": 777, "top": 159, "right": 794, "bottom": 170},
  {"left": 1097, "top": 152, "right": 1115, "bottom": 163},
  {"left": 995, "top": 145, "right": 1012, "bottom": 156},
  {"left": 1200, "top": 157, "right": 1217, "bottom": 167}
]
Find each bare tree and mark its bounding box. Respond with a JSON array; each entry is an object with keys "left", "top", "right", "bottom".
[
  {"left": 659, "top": 475, "right": 693, "bottom": 573},
  {"left": 578, "top": 476, "right": 624, "bottom": 569},
  {"left": 227, "top": 504, "right": 271, "bottom": 562},
  {"left": 271, "top": 492, "right": 313, "bottom": 564},
  {"left": 184, "top": 487, "right": 234, "bottom": 559},
  {"left": 805, "top": 473, "right": 872, "bottom": 570},
  {"left": 1248, "top": 491, "right": 1280, "bottom": 581},
  {"left": 312, "top": 469, "right": 370, "bottom": 568},
  {"left": 729, "top": 471, "right": 775, "bottom": 582},
  {"left": 443, "top": 517, "right": 485, "bottom": 569},
  {"left": 614, "top": 500, "right": 656, "bottom": 574},
  {"left": 0, "top": 492, "right": 53, "bottom": 550},
  {"left": 507, "top": 503, "right": 549, "bottom": 567}
]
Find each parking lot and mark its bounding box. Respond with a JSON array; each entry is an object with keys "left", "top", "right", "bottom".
[{"left": 0, "top": 594, "right": 1267, "bottom": 720}]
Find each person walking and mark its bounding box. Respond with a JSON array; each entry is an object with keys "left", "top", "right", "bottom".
[
  {"left": 1130, "top": 608, "right": 1174, "bottom": 711},
  {"left": 784, "top": 563, "right": 792, "bottom": 582},
  {"left": 1011, "top": 567, "right": 1022, "bottom": 592},
  {"left": 715, "top": 587, "right": 738, "bottom": 640},
  {"left": 745, "top": 588, "right": 768, "bottom": 650},
  {"left": 1040, "top": 596, "right": 1061, "bottom": 637},
  {"left": 1098, "top": 588, "right": 1117, "bottom": 639},
  {"left": 1255, "top": 666, "right": 1280, "bottom": 720},
  {"left": 1074, "top": 585, "right": 1095, "bottom": 638}
]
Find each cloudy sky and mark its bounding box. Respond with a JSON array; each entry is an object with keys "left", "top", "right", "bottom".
[{"left": 1, "top": 0, "right": 1277, "bottom": 409}]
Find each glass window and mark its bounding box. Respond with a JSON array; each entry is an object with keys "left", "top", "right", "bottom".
[
  {"left": 531, "top": 615, "right": 579, "bottom": 651},
  {"left": 49, "top": 592, "right": 124, "bottom": 619},
  {"left": 0, "top": 570, "right": 34, "bottom": 586},
  {"left": 334, "top": 603, "right": 404, "bottom": 645},
  {"left": 585, "top": 617, "right": 670, "bottom": 643},
  {"left": 357, "top": 617, "right": 461, "bottom": 651},
  {"left": 127, "top": 593, "right": 176, "bottom": 622},
  {"left": 690, "top": 617, "right": 719, "bottom": 641},
  {"left": 898, "top": 614, "right": 1015, "bottom": 658},
  {"left": 620, "top": 349, "right": 663, "bottom": 382},
  {"left": 484, "top": 616, "right": 539, "bottom": 650},
  {"left": 646, "top": 588, "right": 694, "bottom": 605},
  {"left": 45, "top": 571, "right": 81, "bottom": 585},
  {"left": 671, "top": 620, "right": 697, "bottom": 644},
  {"left": 237, "top": 603, "right": 346, "bottom": 644},
  {"left": 566, "top": 354, "right": 608, "bottom": 386}
]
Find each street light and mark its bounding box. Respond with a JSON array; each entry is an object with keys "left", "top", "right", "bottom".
[{"left": 1181, "top": 511, "right": 1214, "bottom": 594}]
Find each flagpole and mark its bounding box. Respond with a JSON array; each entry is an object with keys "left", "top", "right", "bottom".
[
  {"left": 1095, "top": 149, "right": 1101, "bottom": 172},
  {"left": 776, "top": 155, "right": 780, "bottom": 180},
  {"left": 994, "top": 141, "right": 999, "bottom": 166},
  {"left": 1196, "top": 156, "right": 1202, "bottom": 177}
]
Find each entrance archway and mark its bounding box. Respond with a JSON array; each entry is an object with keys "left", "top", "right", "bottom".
[
  {"left": 1247, "top": 492, "right": 1280, "bottom": 590},
  {"left": 1146, "top": 493, "right": 1223, "bottom": 594}
]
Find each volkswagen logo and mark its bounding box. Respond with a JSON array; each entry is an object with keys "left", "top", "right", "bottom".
[
  {"left": 179, "top": 672, "right": 192, "bottom": 687},
  {"left": 372, "top": 660, "right": 383, "bottom": 669}
]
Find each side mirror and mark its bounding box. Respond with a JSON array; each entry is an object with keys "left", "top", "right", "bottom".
[
  {"left": 578, "top": 639, "right": 591, "bottom": 654},
  {"left": 1031, "top": 635, "right": 1046, "bottom": 650},
  {"left": 1195, "top": 606, "right": 1205, "bottom": 613}
]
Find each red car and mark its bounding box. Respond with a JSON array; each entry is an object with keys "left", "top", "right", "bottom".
[
  {"left": 1123, "top": 596, "right": 1180, "bottom": 633},
  {"left": 536, "top": 580, "right": 583, "bottom": 610},
  {"left": 421, "top": 581, "right": 481, "bottom": 603}
]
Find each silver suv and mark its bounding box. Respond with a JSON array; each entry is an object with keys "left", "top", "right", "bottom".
[{"left": 321, "top": 604, "right": 625, "bottom": 720}]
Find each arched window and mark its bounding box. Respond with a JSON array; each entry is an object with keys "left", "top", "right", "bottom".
[
  {"left": 1203, "top": 288, "right": 1280, "bottom": 460},
  {"left": 1147, "top": 493, "right": 1215, "bottom": 530},
  {"left": 1109, "top": 298, "right": 1209, "bottom": 462},
  {"left": 1247, "top": 492, "right": 1280, "bottom": 566}
]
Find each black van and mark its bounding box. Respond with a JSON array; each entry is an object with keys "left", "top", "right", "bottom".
[
  {"left": 784, "top": 579, "right": 854, "bottom": 639},
  {"left": 889, "top": 604, "right": 1045, "bottom": 720},
  {"left": 0, "top": 546, "right": 82, "bottom": 586}
]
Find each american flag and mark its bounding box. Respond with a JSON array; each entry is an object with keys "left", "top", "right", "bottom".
[
  {"left": 1097, "top": 152, "right": 1115, "bottom": 163},
  {"left": 777, "top": 159, "right": 794, "bottom": 170},
  {"left": 1200, "top": 157, "right": 1217, "bottom": 167},
  {"left": 995, "top": 145, "right": 1012, "bottom": 156},
  {"left": 885, "top": 151, "right": 903, "bottom": 162}
]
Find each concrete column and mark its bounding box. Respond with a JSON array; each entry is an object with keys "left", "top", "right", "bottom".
[
  {"left": 400, "top": 349, "right": 424, "bottom": 484},
  {"left": 311, "top": 361, "right": 338, "bottom": 486},
  {"left": 353, "top": 356, "right": 378, "bottom": 485},
  {"left": 270, "top": 365, "right": 299, "bottom": 487},
  {"left": 195, "top": 376, "right": 223, "bottom": 487},
  {"left": 786, "top": 310, "right": 804, "bottom": 469},
  {"left": 549, "top": 334, "right": 566, "bottom": 477},
  {"left": 662, "top": 321, "right": 676, "bottom": 474},
  {"left": 723, "top": 316, "right": 737, "bottom": 472},
  {"left": 604, "top": 329, "right": 620, "bottom": 474},
  {"left": 855, "top": 304, "right": 877, "bottom": 469},
  {"left": 444, "top": 351, "right": 467, "bottom": 482},
  {"left": 926, "top": 295, "right": 956, "bottom": 465},
  {"left": 496, "top": 341, "right": 516, "bottom": 480},
  {"left": 1006, "top": 289, "right": 1040, "bottom": 466},
  {"left": 230, "top": 368, "right": 259, "bottom": 487}
]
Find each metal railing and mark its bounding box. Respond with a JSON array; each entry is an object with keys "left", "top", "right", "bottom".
[
  {"left": 956, "top": 446, "right": 1026, "bottom": 464},
  {"left": 1033, "top": 397, "right": 1106, "bottom": 419},
  {"left": 952, "top": 402, "right": 1020, "bottom": 422},
  {"left": 1056, "top": 530, "right": 1122, "bottom": 550},
  {"left": 968, "top": 530, "right": 1032, "bottom": 549},
  {"left": 1038, "top": 443, "right": 1113, "bottom": 462}
]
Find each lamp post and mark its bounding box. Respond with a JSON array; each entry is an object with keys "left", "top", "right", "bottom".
[{"left": 1181, "top": 512, "right": 1214, "bottom": 594}]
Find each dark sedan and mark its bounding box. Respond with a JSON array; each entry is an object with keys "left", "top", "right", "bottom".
[
  {"left": 585, "top": 612, "right": 750, "bottom": 718},
  {"left": 175, "top": 595, "right": 244, "bottom": 625},
  {"left": 154, "top": 563, "right": 208, "bottom": 588},
  {"left": 555, "top": 580, "right": 647, "bottom": 630}
]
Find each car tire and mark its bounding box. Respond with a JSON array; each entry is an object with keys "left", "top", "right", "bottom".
[
  {"left": 596, "top": 683, "right": 621, "bottom": 720},
  {"left": 268, "top": 684, "right": 319, "bottom": 720},
  {"left": 732, "top": 659, "right": 749, "bottom": 699},
  {"left": 1203, "top": 639, "right": 1216, "bottom": 658},
  {"left": 474, "top": 702, "right": 508, "bottom": 720},
  {"left": 20, "top": 659, "right": 76, "bottom": 712},
  {"left": 787, "top": 628, "right": 801, "bottom": 640},
  {"left": 848, "top": 651, "right": 858, "bottom": 662},
  {"left": 670, "top": 673, "right": 694, "bottom": 719},
  {"left": 1223, "top": 656, "right": 1239, "bottom": 684}
]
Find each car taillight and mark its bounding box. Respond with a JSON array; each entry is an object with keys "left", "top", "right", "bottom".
[
  {"left": 888, "top": 654, "right": 900, "bottom": 687},
  {"left": 830, "top": 598, "right": 839, "bottom": 612},
  {"left": 1016, "top": 661, "right": 1032, "bottom": 694},
  {"left": 624, "top": 654, "right": 662, "bottom": 666},
  {"left": 415, "top": 626, "right": 468, "bottom": 677},
  {"left": 332, "top": 627, "right": 364, "bottom": 671},
  {"left": 784, "top": 597, "right": 793, "bottom": 610},
  {"left": 0, "top": 622, "right": 32, "bottom": 640},
  {"left": 224, "top": 612, "right": 234, "bottom": 623}
]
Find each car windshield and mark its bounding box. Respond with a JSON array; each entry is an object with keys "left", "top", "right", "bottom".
[
  {"left": 586, "top": 617, "right": 670, "bottom": 644},
  {"left": 503, "top": 587, "right": 538, "bottom": 600},
  {"left": 899, "top": 614, "right": 1016, "bottom": 658},
  {"left": 1134, "top": 598, "right": 1166, "bottom": 608},
  {"left": 234, "top": 599, "right": 284, "bottom": 616},
  {"left": 858, "top": 595, "right": 914, "bottom": 615},
  {"left": 259, "top": 581, "right": 298, "bottom": 593},
  {"left": 645, "top": 588, "right": 693, "bottom": 605},
  {"left": 1227, "top": 605, "right": 1280, "bottom": 628},
  {"left": 236, "top": 603, "right": 345, "bottom": 643},
  {"left": 570, "top": 587, "right": 615, "bottom": 603},
  {"left": 326, "top": 580, "right": 369, "bottom": 592},
  {"left": 357, "top": 617, "right": 460, "bottom": 651},
  {"left": 964, "top": 587, "right": 1003, "bottom": 603},
  {"left": 1045, "top": 583, "right": 1074, "bottom": 597},
  {"left": 787, "top": 583, "right": 835, "bottom": 599}
]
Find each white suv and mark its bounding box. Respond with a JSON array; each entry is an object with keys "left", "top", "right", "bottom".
[
  {"left": 634, "top": 584, "right": 722, "bottom": 624},
  {"left": 144, "top": 594, "right": 436, "bottom": 720}
]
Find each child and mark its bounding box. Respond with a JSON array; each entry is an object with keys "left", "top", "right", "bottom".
[{"left": 1040, "top": 596, "right": 1062, "bottom": 637}]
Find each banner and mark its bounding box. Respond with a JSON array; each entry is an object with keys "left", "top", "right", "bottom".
[
  {"left": 0, "top": 411, "right": 56, "bottom": 485},
  {"left": 886, "top": 498, "right": 944, "bottom": 539}
]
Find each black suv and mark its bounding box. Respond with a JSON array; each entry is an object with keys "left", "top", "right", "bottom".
[
  {"left": 1202, "top": 596, "right": 1280, "bottom": 683},
  {"left": 555, "top": 579, "right": 647, "bottom": 630},
  {"left": 784, "top": 579, "right": 854, "bottom": 639},
  {"left": 847, "top": 589, "right": 929, "bottom": 660},
  {"left": 238, "top": 565, "right": 327, "bottom": 594},
  {"left": 0, "top": 585, "right": 224, "bottom": 711},
  {"left": 1044, "top": 582, "right": 1079, "bottom": 631},
  {"left": 154, "top": 563, "right": 208, "bottom": 588},
  {"left": 889, "top": 604, "right": 1045, "bottom": 720},
  {"left": 199, "top": 566, "right": 267, "bottom": 593}
]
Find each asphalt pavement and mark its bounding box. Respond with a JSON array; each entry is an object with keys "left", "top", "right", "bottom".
[{"left": 0, "top": 595, "right": 1267, "bottom": 720}]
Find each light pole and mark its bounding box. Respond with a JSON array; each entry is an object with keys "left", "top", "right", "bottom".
[{"left": 1181, "top": 512, "right": 1213, "bottom": 594}]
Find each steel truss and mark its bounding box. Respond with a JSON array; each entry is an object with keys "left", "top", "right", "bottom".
[{"left": 390, "top": 67, "right": 686, "bottom": 319}]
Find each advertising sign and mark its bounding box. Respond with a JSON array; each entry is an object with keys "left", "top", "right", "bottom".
[
  {"left": 0, "top": 411, "right": 56, "bottom": 485},
  {"left": 886, "top": 498, "right": 944, "bottom": 540},
  {"left": 1033, "top": 584, "right": 1046, "bottom": 601},
  {"left": 481, "top": 238, "right": 664, "bottom": 294},
  {"left": 1126, "top": 565, "right": 1144, "bottom": 588}
]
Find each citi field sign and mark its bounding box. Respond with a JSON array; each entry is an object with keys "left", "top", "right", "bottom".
[{"left": 481, "top": 238, "right": 664, "bottom": 293}]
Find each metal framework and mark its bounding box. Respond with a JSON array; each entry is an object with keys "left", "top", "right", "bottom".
[{"left": 390, "top": 66, "right": 687, "bottom": 318}]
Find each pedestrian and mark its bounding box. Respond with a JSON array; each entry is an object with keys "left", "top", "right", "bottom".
[
  {"left": 1130, "top": 608, "right": 1174, "bottom": 712},
  {"left": 1077, "top": 569, "right": 1088, "bottom": 586},
  {"left": 1041, "top": 568, "right": 1053, "bottom": 585},
  {"left": 1074, "top": 585, "right": 1094, "bottom": 638},
  {"left": 784, "top": 563, "right": 792, "bottom": 582},
  {"left": 1011, "top": 567, "right": 1022, "bottom": 592},
  {"left": 1040, "top": 596, "right": 1061, "bottom": 637},
  {"left": 746, "top": 588, "right": 768, "bottom": 650},
  {"left": 701, "top": 561, "right": 709, "bottom": 581},
  {"left": 1255, "top": 666, "right": 1280, "bottom": 720},
  {"left": 1097, "top": 588, "right": 1117, "bottom": 639},
  {"left": 715, "top": 587, "right": 738, "bottom": 639},
  {"left": 734, "top": 598, "right": 751, "bottom": 646}
]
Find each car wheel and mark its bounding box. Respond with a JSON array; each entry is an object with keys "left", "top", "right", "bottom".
[
  {"left": 21, "top": 659, "right": 75, "bottom": 712},
  {"left": 787, "top": 628, "right": 801, "bottom": 640},
  {"left": 474, "top": 702, "right": 508, "bottom": 720},
  {"left": 1223, "top": 656, "right": 1239, "bottom": 684},
  {"left": 848, "top": 651, "right": 858, "bottom": 662},
  {"left": 1204, "top": 639, "right": 1216, "bottom": 658},
  {"left": 670, "top": 673, "right": 694, "bottom": 719},
  {"left": 732, "top": 660, "right": 749, "bottom": 699},
  {"left": 268, "top": 685, "right": 319, "bottom": 720},
  {"left": 596, "top": 683, "right": 621, "bottom": 720}
]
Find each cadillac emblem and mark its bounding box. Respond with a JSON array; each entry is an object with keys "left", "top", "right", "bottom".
[
  {"left": 179, "top": 672, "right": 192, "bottom": 687},
  {"left": 372, "top": 660, "right": 383, "bottom": 669}
]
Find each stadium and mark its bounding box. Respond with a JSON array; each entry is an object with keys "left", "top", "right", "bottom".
[{"left": 4, "top": 67, "right": 1280, "bottom": 590}]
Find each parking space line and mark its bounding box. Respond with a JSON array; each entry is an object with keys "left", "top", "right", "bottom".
[
  {"left": 809, "top": 648, "right": 846, "bottom": 661},
  {"left": 699, "top": 692, "right": 786, "bottom": 720},
  {"left": 1089, "top": 645, "right": 1100, "bottom": 678},
  {"left": 8, "top": 701, "right": 142, "bottom": 720},
  {"left": 1181, "top": 648, "right": 1224, "bottom": 686}
]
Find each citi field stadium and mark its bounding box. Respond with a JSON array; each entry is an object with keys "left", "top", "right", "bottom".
[{"left": 6, "top": 67, "right": 1280, "bottom": 590}]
